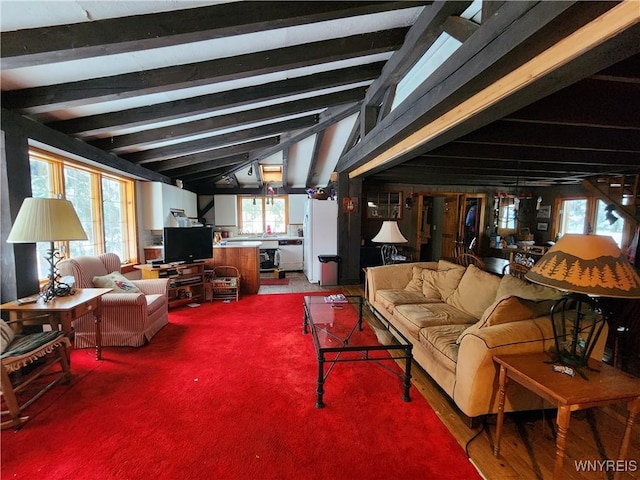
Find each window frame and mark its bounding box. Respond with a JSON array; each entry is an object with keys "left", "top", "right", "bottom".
[
  {"left": 28, "top": 147, "right": 138, "bottom": 278},
  {"left": 553, "top": 194, "right": 629, "bottom": 248},
  {"left": 237, "top": 195, "right": 289, "bottom": 235}
]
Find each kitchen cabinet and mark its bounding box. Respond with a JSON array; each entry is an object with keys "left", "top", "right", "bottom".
[
  {"left": 208, "top": 242, "right": 260, "bottom": 294},
  {"left": 140, "top": 181, "right": 197, "bottom": 230},
  {"left": 214, "top": 195, "right": 237, "bottom": 226}
]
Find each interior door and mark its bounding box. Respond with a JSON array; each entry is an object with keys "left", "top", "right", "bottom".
[
  {"left": 441, "top": 195, "right": 460, "bottom": 259},
  {"left": 460, "top": 194, "right": 485, "bottom": 254}
]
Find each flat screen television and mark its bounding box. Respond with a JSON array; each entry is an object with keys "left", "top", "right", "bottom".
[{"left": 163, "top": 227, "right": 213, "bottom": 264}]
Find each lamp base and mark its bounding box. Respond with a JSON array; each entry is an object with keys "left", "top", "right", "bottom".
[
  {"left": 548, "top": 294, "right": 607, "bottom": 380},
  {"left": 380, "top": 244, "right": 397, "bottom": 266},
  {"left": 40, "top": 244, "right": 74, "bottom": 302}
]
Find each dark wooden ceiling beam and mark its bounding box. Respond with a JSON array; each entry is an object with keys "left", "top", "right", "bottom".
[
  {"left": 165, "top": 154, "right": 250, "bottom": 179},
  {"left": 423, "top": 142, "right": 640, "bottom": 168},
  {"left": 47, "top": 63, "right": 384, "bottom": 137},
  {"left": 3, "top": 28, "right": 409, "bottom": 112},
  {"left": 338, "top": 1, "right": 624, "bottom": 176},
  {"left": 363, "top": 1, "right": 473, "bottom": 106},
  {"left": 306, "top": 131, "right": 325, "bottom": 188},
  {"left": 92, "top": 87, "right": 367, "bottom": 152},
  {"left": 150, "top": 137, "right": 280, "bottom": 171},
  {"left": 248, "top": 103, "right": 362, "bottom": 164},
  {"left": 122, "top": 115, "right": 318, "bottom": 164},
  {"left": 460, "top": 120, "right": 640, "bottom": 153},
  {"left": 1, "top": 2, "right": 428, "bottom": 68},
  {"left": 504, "top": 78, "right": 640, "bottom": 129},
  {"left": 404, "top": 157, "right": 618, "bottom": 176}
]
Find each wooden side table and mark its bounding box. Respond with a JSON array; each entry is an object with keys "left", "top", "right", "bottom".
[
  {"left": 493, "top": 353, "right": 640, "bottom": 480},
  {"left": 1, "top": 288, "right": 111, "bottom": 361}
]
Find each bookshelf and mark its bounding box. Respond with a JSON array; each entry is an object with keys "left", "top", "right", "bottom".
[{"left": 135, "top": 262, "right": 205, "bottom": 308}]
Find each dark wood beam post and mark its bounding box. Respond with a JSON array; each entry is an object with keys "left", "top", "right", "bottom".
[{"left": 337, "top": 173, "right": 363, "bottom": 285}]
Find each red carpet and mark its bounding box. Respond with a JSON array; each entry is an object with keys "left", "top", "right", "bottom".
[{"left": 2, "top": 293, "right": 481, "bottom": 480}]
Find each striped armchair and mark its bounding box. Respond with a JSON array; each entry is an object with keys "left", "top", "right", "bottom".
[{"left": 58, "top": 253, "right": 169, "bottom": 348}]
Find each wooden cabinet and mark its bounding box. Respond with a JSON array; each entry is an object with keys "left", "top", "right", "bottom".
[
  {"left": 208, "top": 244, "right": 260, "bottom": 294},
  {"left": 143, "top": 246, "right": 163, "bottom": 262},
  {"left": 366, "top": 191, "right": 402, "bottom": 219},
  {"left": 135, "top": 262, "right": 205, "bottom": 308},
  {"left": 140, "top": 181, "right": 197, "bottom": 230},
  {"left": 213, "top": 194, "right": 238, "bottom": 226}
]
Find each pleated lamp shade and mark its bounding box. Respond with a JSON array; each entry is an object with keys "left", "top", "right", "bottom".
[{"left": 7, "top": 197, "right": 87, "bottom": 243}]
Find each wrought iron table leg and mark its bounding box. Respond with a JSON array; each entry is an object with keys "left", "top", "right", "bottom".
[
  {"left": 402, "top": 353, "right": 412, "bottom": 402},
  {"left": 316, "top": 353, "right": 325, "bottom": 408}
]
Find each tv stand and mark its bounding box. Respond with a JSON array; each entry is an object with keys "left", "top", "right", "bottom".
[{"left": 135, "top": 262, "right": 205, "bottom": 309}]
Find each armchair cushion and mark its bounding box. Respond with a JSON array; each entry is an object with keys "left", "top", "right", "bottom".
[{"left": 93, "top": 271, "right": 142, "bottom": 293}]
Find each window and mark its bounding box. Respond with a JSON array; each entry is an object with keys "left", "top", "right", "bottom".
[
  {"left": 238, "top": 196, "right": 287, "bottom": 234},
  {"left": 29, "top": 148, "right": 137, "bottom": 279},
  {"left": 556, "top": 196, "right": 626, "bottom": 247}
]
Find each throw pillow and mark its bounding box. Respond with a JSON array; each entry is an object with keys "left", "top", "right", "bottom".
[
  {"left": 496, "top": 274, "right": 562, "bottom": 302},
  {"left": 456, "top": 295, "right": 537, "bottom": 344},
  {"left": 1, "top": 320, "right": 15, "bottom": 354},
  {"left": 446, "top": 264, "right": 501, "bottom": 319},
  {"left": 93, "top": 271, "right": 142, "bottom": 294},
  {"left": 404, "top": 266, "right": 426, "bottom": 293},
  {"left": 422, "top": 267, "right": 465, "bottom": 300}
]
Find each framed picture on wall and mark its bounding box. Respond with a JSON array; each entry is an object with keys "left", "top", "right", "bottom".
[
  {"left": 537, "top": 222, "right": 549, "bottom": 231},
  {"left": 537, "top": 205, "right": 551, "bottom": 219}
]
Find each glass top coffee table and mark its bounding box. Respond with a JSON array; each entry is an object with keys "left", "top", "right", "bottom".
[{"left": 303, "top": 294, "right": 413, "bottom": 408}]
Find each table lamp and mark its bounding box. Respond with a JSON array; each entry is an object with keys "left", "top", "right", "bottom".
[
  {"left": 372, "top": 221, "right": 408, "bottom": 265},
  {"left": 525, "top": 234, "right": 640, "bottom": 378},
  {"left": 7, "top": 197, "right": 88, "bottom": 302}
]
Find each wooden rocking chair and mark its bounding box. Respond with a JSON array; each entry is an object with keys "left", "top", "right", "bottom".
[{"left": 1, "top": 319, "right": 72, "bottom": 430}]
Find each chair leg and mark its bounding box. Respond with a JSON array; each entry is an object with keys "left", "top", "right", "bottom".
[
  {"left": 1, "top": 342, "right": 73, "bottom": 430},
  {"left": 1, "top": 365, "right": 29, "bottom": 430}
]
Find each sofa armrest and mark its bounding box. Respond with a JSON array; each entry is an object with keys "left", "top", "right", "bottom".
[
  {"left": 100, "top": 292, "right": 147, "bottom": 307},
  {"left": 453, "top": 316, "right": 609, "bottom": 417},
  {"left": 132, "top": 279, "right": 169, "bottom": 296}
]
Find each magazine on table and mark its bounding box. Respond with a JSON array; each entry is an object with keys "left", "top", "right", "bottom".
[{"left": 324, "top": 294, "right": 348, "bottom": 304}]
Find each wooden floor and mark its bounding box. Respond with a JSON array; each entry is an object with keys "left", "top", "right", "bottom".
[{"left": 259, "top": 272, "right": 640, "bottom": 480}]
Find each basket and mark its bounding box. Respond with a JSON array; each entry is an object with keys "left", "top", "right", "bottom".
[{"left": 310, "top": 192, "right": 328, "bottom": 200}]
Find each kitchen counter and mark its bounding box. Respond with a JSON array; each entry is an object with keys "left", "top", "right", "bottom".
[
  {"left": 225, "top": 236, "right": 303, "bottom": 241},
  {"left": 214, "top": 241, "right": 262, "bottom": 247},
  {"left": 208, "top": 243, "right": 261, "bottom": 294}
]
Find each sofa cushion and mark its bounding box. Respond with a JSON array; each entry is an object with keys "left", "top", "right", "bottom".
[
  {"left": 374, "top": 289, "right": 435, "bottom": 314},
  {"left": 446, "top": 264, "right": 501, "bottom": 319},
  {"left": 455, "top": 295, "right": 555, "bottom": 343},
  {"left": 93, "top": 271, "right": 142, "bottom": 294},
  {"left": 146, "top": 294, "right": 167, "bottom": 315},
  {"left": 404, "top": 266, "right": 428, "bottom": 293},
  {"left": 496, "top": 274, "right": 562, "bottom": 302},
  {"left": 422, "top": 266, "right": 465, "bottom": 301},
  {"left": 393, "top": 303, "right": 476, "bottom": 339},
  {"left": 419, "top": 324, "right": 468, "bottom": 363}
]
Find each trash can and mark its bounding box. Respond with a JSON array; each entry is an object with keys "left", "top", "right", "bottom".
[{"left": 318, "top": 255, "right": 340, "bottom": 286}]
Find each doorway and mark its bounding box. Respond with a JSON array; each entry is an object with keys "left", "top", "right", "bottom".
[{"left": 417, "top": 193, "right": 486, "bottom": 261}]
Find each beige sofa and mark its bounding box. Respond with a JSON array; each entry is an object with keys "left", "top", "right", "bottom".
[{"left": 365, "top": 261, "right": 608, "bottom": 419}]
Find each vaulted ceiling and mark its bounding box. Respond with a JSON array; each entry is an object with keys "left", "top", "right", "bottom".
[{"left": 2, "top": 1, "right": 639, "bottom": 195}]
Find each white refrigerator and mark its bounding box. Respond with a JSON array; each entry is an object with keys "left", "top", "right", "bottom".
[{"left": 303, "top": 198, "right": 338, "bottom": 283}]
